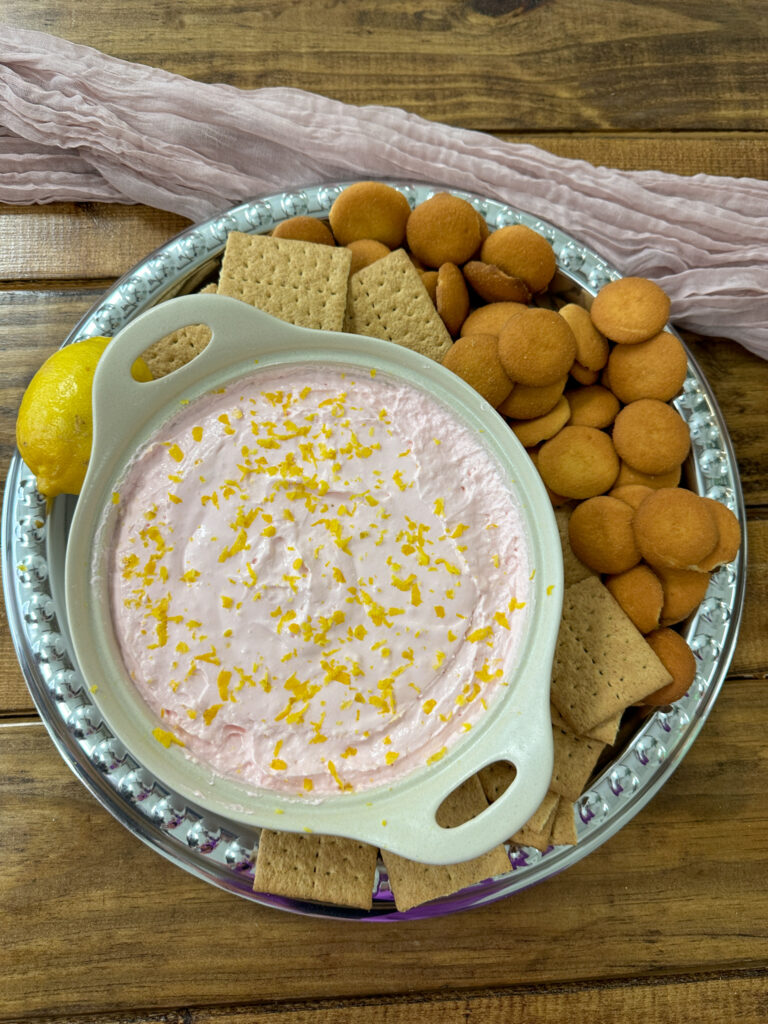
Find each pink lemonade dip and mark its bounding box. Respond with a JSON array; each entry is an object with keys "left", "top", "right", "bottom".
[{"left": 107, "top": 364, "right": 530, "bottom": 797}]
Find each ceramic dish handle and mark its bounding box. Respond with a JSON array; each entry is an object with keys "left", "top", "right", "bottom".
[
  {"left": 331, "top": 648, "right": 555, "bottom": 865},
  {"left": 89, "top": 294, "right": 290, "bottom": 439}
]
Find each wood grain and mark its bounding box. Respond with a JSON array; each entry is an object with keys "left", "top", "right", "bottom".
[
  {"left": 0, "top": 621, "right": 28, "bottom": 718},
  {"left": 498, "top": 132, "right": 768, "bottom": 179},
  {"left": 732, "top": 514, "right": 768, "bottom": 678},
  {"left": 3, "top": 1, "right": 767, "bottom": 130},
  {"left": 4, "top": 126, "right": 768, "bottom": 283},
  {"left": 11, "top": 973, "right": 768, "bottom": 1024},
  {"left": 1, "top": 677, "right": 766, "bottom": 1019},
  {"left": 2, "top": 1, "right": 767, "bottom": 1018},
  {"left": 0, "top": 204, "right": 191, "bottom": 282}
]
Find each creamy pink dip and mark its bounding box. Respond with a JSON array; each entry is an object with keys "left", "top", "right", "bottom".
[{"left": 108, "top": 364, "right": 530, "bottom": 796}]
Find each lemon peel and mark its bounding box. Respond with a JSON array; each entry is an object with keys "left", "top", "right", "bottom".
[{"left": 15, "top": 336, "right": 152, "bottom": 498}]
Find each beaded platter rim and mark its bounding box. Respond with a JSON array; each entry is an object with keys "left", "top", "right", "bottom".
[{"left": 1, "top": 180, "right": 747, "bottom": 921}]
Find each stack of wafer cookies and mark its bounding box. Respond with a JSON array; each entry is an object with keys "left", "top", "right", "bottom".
[{"left": 135, "top": 180, "right": 741, "bottom": 913}]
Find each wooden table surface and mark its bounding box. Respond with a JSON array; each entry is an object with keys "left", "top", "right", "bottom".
[{"left": 2, "top": 3, "right": 767, "bottom": 1021}]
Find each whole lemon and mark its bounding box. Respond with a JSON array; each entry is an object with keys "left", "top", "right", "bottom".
[{"left": 15, "top": 337, "right": 152, "bottom": 499}]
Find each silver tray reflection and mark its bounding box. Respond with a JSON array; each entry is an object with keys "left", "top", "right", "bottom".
[{"left": 1, "top": 182, "right": 747, "bottom": 920}]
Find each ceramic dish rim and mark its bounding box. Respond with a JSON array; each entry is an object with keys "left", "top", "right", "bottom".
[{"left": 62, "top": 293, "right": 562, "bottom": 865}]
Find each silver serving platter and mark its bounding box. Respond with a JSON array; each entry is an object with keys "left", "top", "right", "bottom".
[{"left": 2, "top": 181, "right": 747, "bottom": 920}]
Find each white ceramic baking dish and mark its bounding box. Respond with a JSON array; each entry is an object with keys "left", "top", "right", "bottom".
[{"left": 65, "top": 294, "right": 562, "bottom": 865}]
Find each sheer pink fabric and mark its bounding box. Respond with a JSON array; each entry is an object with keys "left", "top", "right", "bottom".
[{"left": 2, "top": 25, "right": 767, "bottom": 357}]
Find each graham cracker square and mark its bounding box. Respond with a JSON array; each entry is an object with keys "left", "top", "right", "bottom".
[
  {"left": 217, "top": 231, "right": 351, "bottom": 331},
  {"left": 141, "top": 323, "right": 213, "bottom": 379},
  {"left": 550, "top": 576, "right": 672, "bottom": 734},
  {"left": 585, "top": 710, "right": 623, "bottom": 745},
  {"left": 551, "top": 798, "right": 579, "bottom": 846},
  {"left": 253, "top": 829, "right": 378, "bottom": 911},
  {"left": 478, "top": 760, "right": 517, "bottom": 803},
  {"left": 345, "top": 248, "right": 452, "bottom": 361},
  {"left": 550, "top": 719, "right": 605, "bottom": 802},
  {"left": 510, "top": 789, "right": 559, "bottom": 851}
]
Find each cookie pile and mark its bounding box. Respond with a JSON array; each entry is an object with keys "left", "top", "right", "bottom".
[{"left": 314, "top": 182, "right": 738, "bottom": 710}]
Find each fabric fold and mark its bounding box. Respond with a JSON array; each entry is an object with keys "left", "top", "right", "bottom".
[{"left": 1, "top": 24, "right": 766, "bottom": 357}]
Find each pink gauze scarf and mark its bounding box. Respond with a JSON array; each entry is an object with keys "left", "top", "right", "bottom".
[{"left": 2, "top": 25, "right": 767, "bottom": 359}]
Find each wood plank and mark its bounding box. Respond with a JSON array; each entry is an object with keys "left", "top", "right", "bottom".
[
  {"left": 0, "top": 133, "right": 765, "bottom": 283},
  {"left": 19, "top": 972, "right": 768, "bottom": 1024},
  {"left": 178, "top": 973, "right": 768, "bottom": 1024},
  {"left": 498, "top": 132, "right": 768, "bottom": 179},
  {"left": 3, "top": 1, "right": 767, "bottom": 131},
  {"left": 0, "top": 614, "right": 29, "bottom": 718},
  {"left": 0, "top": 204, "right": 191, "bottom": 282},
  {"left": 1, "top": 678, "right": 766, "bottom": 1018},
  {"left": 731, "top": 514, "right": 768, "bottom": 678}
]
